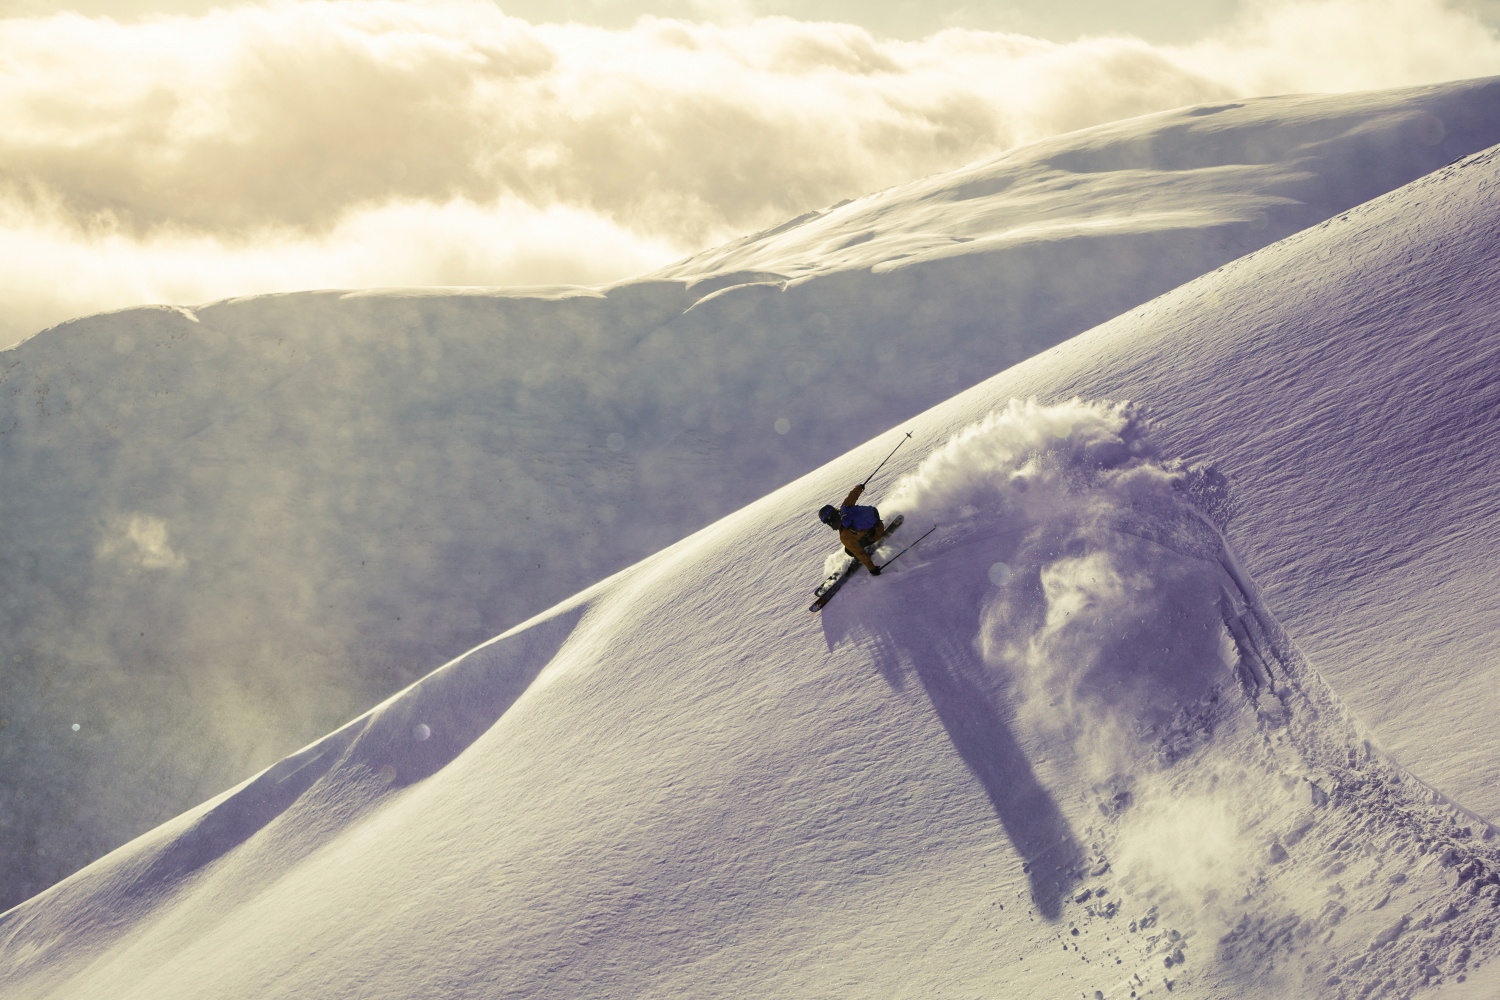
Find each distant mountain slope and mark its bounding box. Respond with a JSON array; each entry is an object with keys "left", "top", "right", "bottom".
[
  {"left": 657, "top": 79, "right": 1493, "bottom": 285},
  {"left": 3, "top": 135, "right": 1499, "bottom": 1000},
  {"left": 1, "top": 77, "right": 1497, "bottom": 913}
]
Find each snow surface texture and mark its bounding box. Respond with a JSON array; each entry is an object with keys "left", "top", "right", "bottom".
[
  {"left": 3, "top": 394, "right": 1497, "bottom": 999},
  {"left": 2, "top": 77, "right": 1499, "bottom": 913}
]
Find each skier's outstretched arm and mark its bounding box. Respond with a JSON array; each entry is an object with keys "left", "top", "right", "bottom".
[{"left": 842, "top": 483, "right": 865, "bottom": 507}]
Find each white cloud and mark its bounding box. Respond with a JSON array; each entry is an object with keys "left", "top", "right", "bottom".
[
  {"left": 0, "top": 0, "right": 1496, "bottom": 347},
  {"left": 1181, "top": 0, "right": 1500, "bottom": 92},
  {"left": 0, "top": 195, "right": 679, "bottom": 343},
  {"left": 99, "top": 514, "right": 188, "bottom": 570}
]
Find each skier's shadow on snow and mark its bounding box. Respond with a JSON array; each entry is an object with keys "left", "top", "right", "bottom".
[{"left": 819, "top": 559, "right": 1083, "bottom": 921}]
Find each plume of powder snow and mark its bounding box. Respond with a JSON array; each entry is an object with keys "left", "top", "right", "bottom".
[
  {"left": 887, "top": 399, "right": 1231, "bottom": 763},
  {"left": 888, "top": 398, "right": 1269, "bottom": 914},
  {"left": 1110, "top": 787, "right": 1262, "bottom": 903}
]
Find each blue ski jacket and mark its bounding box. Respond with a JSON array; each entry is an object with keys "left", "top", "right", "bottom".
[{"left": 836, "top": 484, "right": 883, "bottom": 571}]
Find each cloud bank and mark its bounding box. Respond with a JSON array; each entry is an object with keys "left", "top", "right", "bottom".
[{"left": 1, "top": 0, "right": 1498, "bottom": 345}]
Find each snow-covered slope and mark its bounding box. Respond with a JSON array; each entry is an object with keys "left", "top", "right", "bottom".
[
  {"left": 2, "top": 138, "right": 1498, "bottom": 1000},
  {"left": 657, "top": 80, "right": 1492, "bottom": 286},
  {"left": 2, "top": 77, "right": 1499, "bottom": 914}
]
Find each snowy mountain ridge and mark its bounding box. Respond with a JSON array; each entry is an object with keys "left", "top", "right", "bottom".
[
  {"left": 2, "top": 114, "right": 1500, "bottom": 999},
  {"left": 655, "top": 80, "right": 1494, "bottom": 284}
]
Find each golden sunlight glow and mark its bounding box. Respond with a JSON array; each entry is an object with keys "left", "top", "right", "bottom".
[{"left": 0, "top": 0, "right": 1496, "bottom": 346}]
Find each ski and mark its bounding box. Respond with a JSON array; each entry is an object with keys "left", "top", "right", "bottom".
[
  {"left": 808, "top": 514, "right": 904, "bottom": 614},
  {"left": 807, "top": 564, "right": 860, "bottom": 613}
]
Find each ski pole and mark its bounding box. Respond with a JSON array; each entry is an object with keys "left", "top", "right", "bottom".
[
  {"left": 879, "top": 525, "right": 937, "bottom": 568},
  {"left": 863, "top": 431, "right": 913, "bottom": 486}
]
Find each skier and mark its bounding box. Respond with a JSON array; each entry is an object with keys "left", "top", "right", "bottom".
[{"left": 818, "top": 483, "right": 888, "bottom": 576}]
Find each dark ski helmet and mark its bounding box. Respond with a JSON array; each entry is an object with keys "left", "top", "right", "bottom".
[{"left": 818, "top": 504, "right": 840, "bottom": 527}]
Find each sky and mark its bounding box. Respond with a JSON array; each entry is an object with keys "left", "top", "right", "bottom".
[
  {"left": 0, "top": 0, "right": 1256, "bottom": 40},
  {"left": 6, "top": 0, "right": 1500, "bottom": 41},
  {"left": 0, "top": 0, "right": 1498, "bottom": 346}
]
